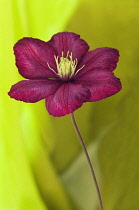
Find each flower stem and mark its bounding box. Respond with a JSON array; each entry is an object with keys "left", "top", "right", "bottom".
[{"left": 70, "top": 112, "right": 104, "bottom": 210}]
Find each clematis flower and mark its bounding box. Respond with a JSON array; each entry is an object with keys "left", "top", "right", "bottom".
[{"left": 8, "top": 32, "right": 122, "bottom": 117}]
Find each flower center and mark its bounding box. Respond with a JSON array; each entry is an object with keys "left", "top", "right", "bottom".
[
  {"left": 54, "top": 51, "right": 77, "bottom": 80},
  {"left": 47, "top": 51, "right": 84, "bottom": 81}
]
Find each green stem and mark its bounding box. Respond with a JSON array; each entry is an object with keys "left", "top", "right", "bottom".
[{"left": 71, "top": 112, "right": 104, "bottom": 210}]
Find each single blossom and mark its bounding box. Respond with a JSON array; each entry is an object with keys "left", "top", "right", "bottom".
[{"left": 8, "top": 32, "right": 122, "bottom": 117}]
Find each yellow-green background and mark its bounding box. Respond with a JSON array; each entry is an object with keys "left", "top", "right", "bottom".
[{"left": 1, "top": 0, "right": 138, "bottom": 209}]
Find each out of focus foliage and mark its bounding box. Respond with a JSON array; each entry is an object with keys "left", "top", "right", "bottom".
[{"left": 1, "top": 0, "right": 139, "bottom": 210}]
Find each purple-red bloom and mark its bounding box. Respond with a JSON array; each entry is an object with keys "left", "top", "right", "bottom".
[{"left": 8, "top": 32, "right": 122, "bottom": 117}]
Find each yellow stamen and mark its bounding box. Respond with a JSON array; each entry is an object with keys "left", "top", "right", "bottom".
[{"left": 47, "top": 51, "right": 85, "bottom": 81}]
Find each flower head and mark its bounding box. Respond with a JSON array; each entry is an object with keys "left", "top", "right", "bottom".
[{"left": 8, "top": 32, "right": 122, "bottom": 117}]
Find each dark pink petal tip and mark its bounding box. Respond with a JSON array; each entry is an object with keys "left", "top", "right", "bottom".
[
  {"left": 48, "top": 32, "right": 89, "bottom": 62},
  {"left": 8, "top": 79, "right": 62, "bottom": 103},
  {"left": 77, "top": 47, "right": 120, "bottom": 77},
  {"left": 75, "top": 70, "right": 122, "bottom": 102},
  {"left": 46, "top": 82, "right": 91, "bottom": 117},
  {"left": 14, "top": 37, "right": 58, "bottom": 79}
]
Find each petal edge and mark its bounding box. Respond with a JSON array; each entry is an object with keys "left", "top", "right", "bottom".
[
  {"left": 75, "top": 70, "right": 122, "bottom": 102},
  {"left": 48, "top": 32, "right": 89, "bottom": 63},
  {"left": 14, "top": 38, "right": 58, "bottom": 79},
  {"left": 8, "top": 79, "right": 62, "bottom": 103},
  {"left": 77, "top": 47, "right": 119, "bottom": 77},
  {"left": 46, "top": 82, "right": 90, "bottom": 117}
]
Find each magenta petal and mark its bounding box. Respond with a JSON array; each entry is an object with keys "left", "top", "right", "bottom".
[
  {"left": 8, "top": 79, "right": 62, "bottom": 103},
  {"left": 77, "top": 47, "right": 119, "bottom": 77},
  {"left": 75, "top": 70, "right": 122, "bottom": 102},
  {"left": 46, "top": 82, "right": 90, "bottom": 117},
  {"left": 48, "top": 32, "right": 89, "bottom": 62},
  {"left": 14, "top": 38, "right": 58, "bottom": 79}
]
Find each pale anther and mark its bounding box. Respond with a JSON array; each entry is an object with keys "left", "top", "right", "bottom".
[{"left": 47, "top": 51, "right": 85, "bottom": 80}]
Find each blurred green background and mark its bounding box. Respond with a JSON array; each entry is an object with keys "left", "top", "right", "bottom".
[{"left": 1, "top": 0, "right": 139, "bottom": 209}]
